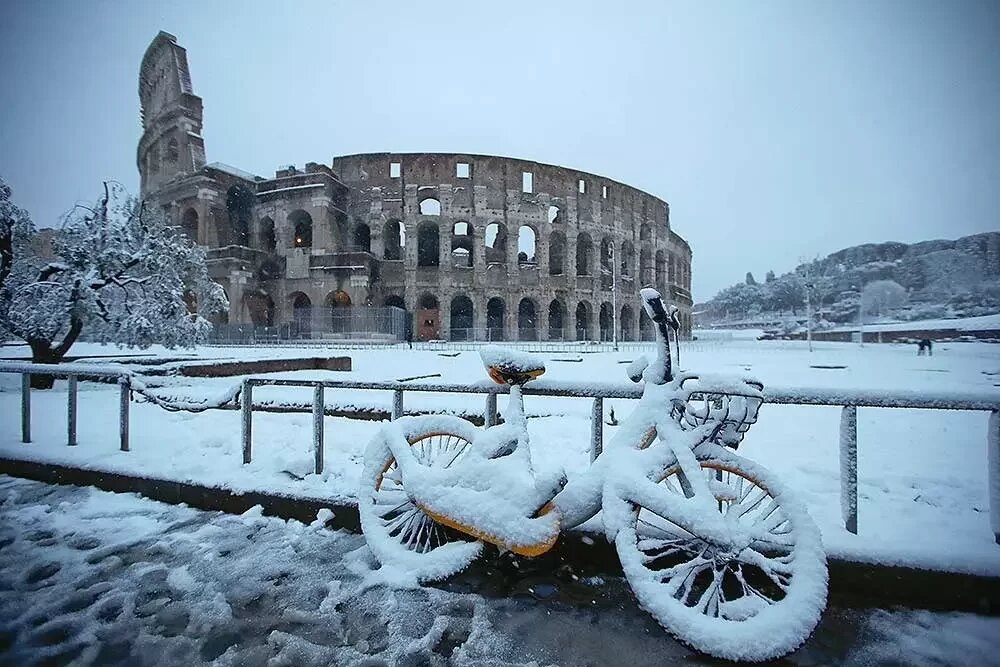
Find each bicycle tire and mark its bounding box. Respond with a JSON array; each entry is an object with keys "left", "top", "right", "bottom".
[
  {"left": 358, "top": 415, "right": 484, "bottom": 582},
  {"left": 614, "top": 449, "right": 828, "bottom": 662}
]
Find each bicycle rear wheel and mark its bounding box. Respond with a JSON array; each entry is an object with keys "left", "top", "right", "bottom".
[
  {"left": 615, "top": 451, "right": 828, "bottom": 662},
  {"left": 358, "top": 415, "right": 484, "bottom": 582}
]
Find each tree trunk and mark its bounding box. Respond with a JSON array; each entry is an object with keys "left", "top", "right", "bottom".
[{"left": 28, "top": 341, "right": 64, "bottom": 389}]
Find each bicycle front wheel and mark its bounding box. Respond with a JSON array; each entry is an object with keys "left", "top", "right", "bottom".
[
  {"left": 358, "top": 415, "right": 484, "bottom": 582},
  {"left": 615, "top": 451, "right": 828, "bottom": 662}
]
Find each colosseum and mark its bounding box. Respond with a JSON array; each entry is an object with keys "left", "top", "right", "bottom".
[{"left": 139, "top": 32, "right": 693, "bottom": 342}]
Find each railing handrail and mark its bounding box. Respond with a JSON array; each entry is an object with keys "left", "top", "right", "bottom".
[{"left": 3, "top": 362, "right": 999, "bottom": 544}]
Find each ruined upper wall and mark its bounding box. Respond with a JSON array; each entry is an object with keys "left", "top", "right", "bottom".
[{"left": 330, "top": 152, "right": 670, "bottom": 234}]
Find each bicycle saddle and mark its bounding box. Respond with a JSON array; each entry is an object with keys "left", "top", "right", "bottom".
[{"left": 479, "top": 346, "right": 545, "bottom": 385}]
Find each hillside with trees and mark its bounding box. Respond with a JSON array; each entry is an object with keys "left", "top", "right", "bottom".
[{"left": 697, "top": 232, "right": 1000, "bottom": 329}]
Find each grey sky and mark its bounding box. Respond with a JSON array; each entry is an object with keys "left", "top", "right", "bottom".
[{"left": 1, "top": 0, "right": 997, "bottom": 302}]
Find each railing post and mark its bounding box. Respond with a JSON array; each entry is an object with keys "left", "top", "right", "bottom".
[
  {"left": 392, "top": 389, "right": 404, "bottom": 421},
  {"left": 119, "top": 376, "right": 130, "bottom": 452},
  {"left": 840, "top": 405, "right": 858, "bottom": 534},
  {"left": 242, "top": 380, "right": 253, "bottom": 464},
  {"left": 21, "top": 373, "right": 30, "bottom": 443},
  {"left": 67, "top": 375, "right": 77, "bottom": 446},
  {"left": 591, "top": 397, "right": 604, "bottom": 462},
  {"left": 485, "top": 392, "right": 498, "bottom": 427},
  {"left": 989, "top": 410, "right": 999, "bottom": 545},
  {"left": 313, "top": 385, "right": 324, "bottom": 475}
]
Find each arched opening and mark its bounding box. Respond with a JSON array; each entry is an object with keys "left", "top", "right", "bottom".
[
  {"left": 289, "top": 210, "right": 313, "bottom": 248},
  {"left": 450, "top": 295, "right": 474, "bottom": 341},
  {"left": 599, "top": 302, "right": 613, "bottom": 341},
  {"left": 620, "top": 241, "right": 635, "bottom": 278},
  {"left": 451, "top": 222, "right": 473, "bottom": 268},
  {"left": 639, "top": 311, "right": 653, "bottom": 341},
  {"left": 487, "top": 297, "right": 505, "bottom": 341},
  {"left": 326, "top": 289, "right": 352, "bottom": 333},
  {"left": 575, "top": 301, "right": 592, "bottom": 340},
  {"left": 548, "top": 231, "right": 566, "bottom": 276},
  {"left": 419, "top": 197, "right": 441, "bottom": 216},
  {"left": 384, "top": 295, "right": 405, "bottom": 309},
  {"left": 518, "top": 226, "right": 536, "bottom": 266},
  {"left": 259, "top": 217, "right": 276, "bottom": 253},
  {"left": 383, "top": 219, "right": 404, "bottom": 260},
  {"left": 548, "top": 205, "right": 561, "bottom": 224},
  {"left": 417, "top": 222, "right": 440, "bottom": 267},
  {"left": 547, "top": 299, "right": 565, "bottom": 340},
  {"left": 640, "top": 223, "right": 651, "bottom": 242},
  {"left": 290, "top": 292, "right": 312, "bottom": 338},
  {"left": 621, "top": 305, "right": 634, "bottom": 341},
  {"left": 518, "top": 298, "right": 537, "bottom": 341},
  {"left": 640, "top": 246, "right": 653, "bottom": 285},
  {"left": 655, "top": 250, "right": 666, "bottom": 288},
  {"left": 600, "top": 237, "right": 613, "bottom": 290},
  {"left": 226, "top": 184, "right": 255, "bottom": 247},
  {"left": 485, "top": 222, "right": 507, "bottom": 264},
  {"left": 576, "top": 233, "right": 593, "bottom": 276},
  {"left": 353, "top": 223, "right": 371, "bottom": 253},
  {"left": 416, "top": 293, "right": 440, "bottom": 341},
  {"left": 245, "top": 291, "right": 275, "bottom": 327},
  {"left": 181, "top": 208, "right": 199, "bottom": 242}
]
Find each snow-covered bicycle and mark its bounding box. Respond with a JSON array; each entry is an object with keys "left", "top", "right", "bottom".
[{"left": 359, "top": 288, "right": 828, "bottom": 662}]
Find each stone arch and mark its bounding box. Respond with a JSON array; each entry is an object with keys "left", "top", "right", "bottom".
[
  {"left": 325, "top": 289, "right": 352, "bottom": 308},
  {"left": 418, "top": 293, "right": 439, "bottom": 310},
  {"left": 655, "top": 250, "right": 666, "bottom": 288},
  {"left": 518, "top": 298, "right": 538, "bottom": 341},
  {"left": 384, "top": 294, "right": 405, "bottom": 309},
  {"left": 289, "top": 292, "right": 312, "bottom": 337},
  {"left": 181, "top": 208, "right": 199, "bottom": 242},
  {"left": 485, "top": 222, "right": 507, "bottom": 264},
  {"left": 620, "top": 241, "right": 635, "bottom": 277},
  {"left": 353, "top": 222, "right": 371, "bottom": 253},
  {"left": 621, "top": 305, "right": 635, "bottom": 341},
  {"left": 547, "top": 299, "right": 566, "bottom": 340},
  {"left": 548, "top": 205, "right": 561, "bottom": 224},
  {"left": 383, "top": 219, "right": 404, "bottom": 260},
  {"left": 325, "top": 289, "right": 352, "bottom": 334},
  {"left": 576, "top": 233, "right": 593, "bottom": 276},
  {"left": 518, "top": 225, "right": 537, "bottom": 266},
  {"left": 599, "top": 302, "right": 613, "bottom": 341},
  {"left": 259, "top": 216, "right": 276, "bottom": 252},
  {"left": 600, "top": 237, "right": 614, "bottom": 289},
  {"left": 548, "top": 230, "right": 566, "bottom": 275},
  {"left": 226, "top": 184, "right": 254, "bottom": 247},
  {"left": 450, "top": 295, "right": 474, "bottom": 341},
  {"left": 289, "top": 210, "right": 313, "bottom": 248},
  {"left": 451, "top": 221, "right": 473, "bottom": 268},
  {"left": 575, "top": 301, "right": 592, "bottom": 340},
  {"left": 640, "top": 223, "right": 651, "bottom": 242},
  {"left": 640, "top": 246, "right": 653, "bottom": 285},
  {"left": 487, "top": 297, "right": 506, "bottom": 341},
  {"left": 419, "top": 197, "right": 441, "bottom": 216},
  {"left": 417, "top": 222, "right": 440, "bottom": 267}
]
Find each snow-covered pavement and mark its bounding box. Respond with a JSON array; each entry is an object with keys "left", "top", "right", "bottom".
[{"left": 1, "top": 475, "right": 998, "bottom": 666}]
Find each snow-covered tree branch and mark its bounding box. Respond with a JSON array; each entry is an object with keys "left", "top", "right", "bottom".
[{"left": 0, "top": 179, "right": 228, "bottom": 386}]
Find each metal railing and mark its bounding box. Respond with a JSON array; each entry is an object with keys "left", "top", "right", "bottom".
[{"left": 3, "top": 362, "right": 999, "bottom": 544}]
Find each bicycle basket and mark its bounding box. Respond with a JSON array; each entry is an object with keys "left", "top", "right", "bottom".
[{"left": 670, "top": 374, "right": 764, "bottom": 447}]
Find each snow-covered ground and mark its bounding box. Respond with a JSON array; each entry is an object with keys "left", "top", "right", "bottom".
[
  {"left": 2, "top": 475, "right": 999, "bottom": 667},
  {"left": 1, "top": 339, "right": 998, "bottom": 576}
]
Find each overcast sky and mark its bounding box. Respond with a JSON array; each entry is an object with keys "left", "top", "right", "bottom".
[{"left": 1, "top": 0, "right": 997, "bottom": 302}]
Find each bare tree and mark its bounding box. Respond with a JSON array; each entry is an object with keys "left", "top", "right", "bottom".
[{"left": 0, "top": 182, "right": 227, "bottom": 386}]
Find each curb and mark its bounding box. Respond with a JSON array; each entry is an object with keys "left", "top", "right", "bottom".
[{"left": 1, "top": 456, "right": 997, "bottom": 614}]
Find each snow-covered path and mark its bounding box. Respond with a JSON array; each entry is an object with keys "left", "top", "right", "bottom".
[{"left": 2, "top": 475, "right": 998, "bottom": 666}]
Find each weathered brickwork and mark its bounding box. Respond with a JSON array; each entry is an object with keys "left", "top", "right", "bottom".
[{"left": 138, "top": 32, "right": 693, "bottom": 341}]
